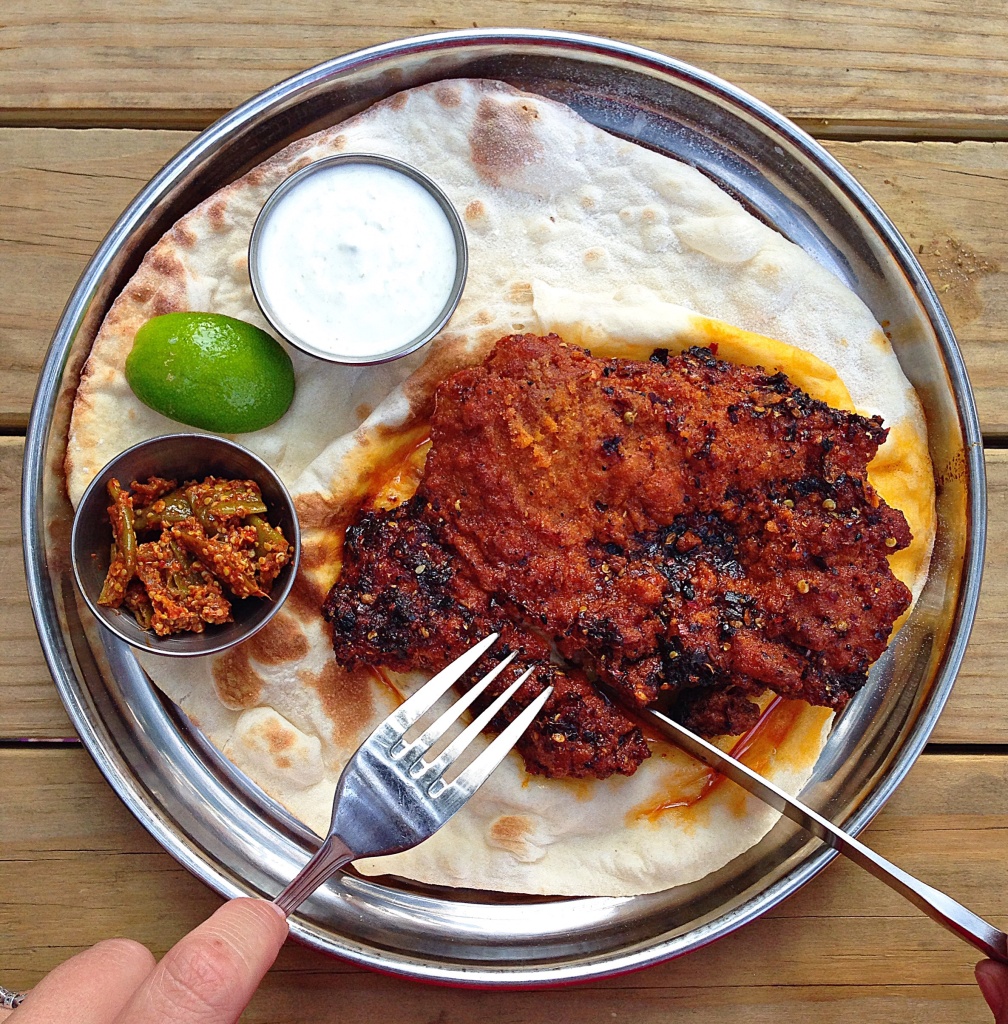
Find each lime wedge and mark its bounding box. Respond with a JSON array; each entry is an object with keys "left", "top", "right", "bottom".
[{"left": 125, "top": 313, "right": 295, "bottom": 433}]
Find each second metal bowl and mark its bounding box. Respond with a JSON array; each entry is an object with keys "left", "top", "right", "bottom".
[{"left": 70, "top": 433, "right": 301, "bottom": 657}]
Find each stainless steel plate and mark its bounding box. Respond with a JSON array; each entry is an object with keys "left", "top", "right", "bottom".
[{"left": 23, "top": 29, "right": 985, "bottom": 986}]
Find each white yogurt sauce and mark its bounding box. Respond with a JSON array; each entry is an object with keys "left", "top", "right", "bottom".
[{"left": 255, "top": 161, "right": 459, "bottom": 360}]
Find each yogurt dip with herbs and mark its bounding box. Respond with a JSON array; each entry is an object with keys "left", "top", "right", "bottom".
[{"left": 252, "top": 159, "right": 461, "bottom": 363}]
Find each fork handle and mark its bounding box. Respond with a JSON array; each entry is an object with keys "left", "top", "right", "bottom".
[{"left": 273, "top": 835, "right": 356, "bottom": 917}]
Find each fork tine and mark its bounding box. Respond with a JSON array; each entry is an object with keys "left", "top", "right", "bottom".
[
  {"left": 387, "top": 632, "right": 499, "bottom": 733},
  {"left": 415, "top": 666, "right": 536, "bottom": 780},
  {"left": 392, "top": 650, "right": 518, "bottom": 759},
  {"left": 429, "top": 683, "right": 553, "bottom": 803}
]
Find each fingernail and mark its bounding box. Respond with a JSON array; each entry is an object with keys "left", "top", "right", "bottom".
[
  {"left": 976, "top": 961, "right": 1007, "bottom": 1020},
  {"left": 266, "top": 899, "right": 289, "bottom": 922}
]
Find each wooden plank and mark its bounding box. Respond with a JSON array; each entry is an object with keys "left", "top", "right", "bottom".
[
  {"left": 3, "top": 131, "right": 1008, "bottom": 433},
  {"left": 0, "top": 438, "right": 72, "bottom": 737},
  {"left": 936, "top": 448, "right": 1008, "bottom": 744},
  {"left": 0, "top": 2, "right": 1007, "bottom": 136},
  {"left": 826, "top": 141, "right": 1008, "bottom": 436},
  {"left": 3, "top": 442, "right": 1007, "bottom": 744},
  {"left": 0, "top": 127, "right": 195, "bottom": 432},
  {"left": 0, "top": 746, "right": 1001, "bottom": 1020}
]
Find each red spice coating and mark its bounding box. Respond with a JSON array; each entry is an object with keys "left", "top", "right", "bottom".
[{"left": 324, "top": 335, "right": 912, "bottom": 779}]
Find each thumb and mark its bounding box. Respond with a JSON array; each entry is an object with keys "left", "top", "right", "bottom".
[{"left": 114, "top": 898, "right": 288, "bottom": 1024}]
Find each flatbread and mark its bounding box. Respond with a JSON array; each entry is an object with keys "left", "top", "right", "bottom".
[{"left": 65, "top": 79, "right": 934, "bottom": 896}]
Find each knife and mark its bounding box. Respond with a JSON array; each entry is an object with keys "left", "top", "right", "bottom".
[{"left": 628, "top": 698, "right": 1008, "bottom": 963}]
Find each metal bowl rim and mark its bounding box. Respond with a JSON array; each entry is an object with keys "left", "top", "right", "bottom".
[
  {"left": 68, "top": 431, "right": 303, "bottom": 657},
  {"left": 21, "top": 27, "right": 986, "bottom": 986},
  {"left": 248, "top": 152, "right": 469, "bottom": 365}
]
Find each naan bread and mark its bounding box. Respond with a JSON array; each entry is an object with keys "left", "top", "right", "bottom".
[{"left": 65, "top": 79, "right": 934, "bottom": 896}]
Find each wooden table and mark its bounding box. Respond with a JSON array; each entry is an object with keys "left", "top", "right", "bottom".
[{"left": 3, "top": 4, "right": 1007, "bottom": 1020}]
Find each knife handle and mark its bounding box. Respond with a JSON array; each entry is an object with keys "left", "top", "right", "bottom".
[
  {"left": 649, "top": 707, "right": 1008, "bottom": 963},
  {"left": 801, "top": 800, "right": 1008, "bottom": 964}
]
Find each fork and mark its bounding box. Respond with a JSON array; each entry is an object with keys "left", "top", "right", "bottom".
[{"left": 273, "top": 633, "right": 551, "bottom": 916}]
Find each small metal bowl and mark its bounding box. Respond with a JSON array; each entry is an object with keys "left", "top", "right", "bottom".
[
  {"left": 70, "top": 433, "right": 301, "bottom": 657},
  {"left": 249, "top": 153, "right": 469, "bottom": 365}
]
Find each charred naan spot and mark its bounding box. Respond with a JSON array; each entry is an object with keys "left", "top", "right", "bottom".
[
  {"left": 331, "top": 134, "right": 347, "bottom": 152},
  {"left": 290, "top": 155, "right": 313, "bottom": 173},
  {"left": 488, "top": 814, "right": 534, "bottom": 856},
  {"left": 104, "top": 306, "right": 125, "bottom": 330},
  {"left": 149, "top": 249, "right": 183, "bottom": 281},
  {"left": 248, "top": 612, "right": 309, "bottom": 665},
  {"left": 584, "top": 248, "right": 605, "bottom": 266},
  {"left": 295, "top": 491, "right": 342, "bottom": 532},
  {"left": 300, "top": 536, "right": 338, "bottom": 572},
  {"left": 262, "top": 716, "right": 297, "bottom": 754},
  {"left": 475, "top": 309, "right": 493, "bottom": 326},
  {"left": 129, "top": 282, "right": 154, "bottom": 304},
  {"left": 275, "top": 755, "right": 292, "bottom": 770},
  {"left": 435, "top": 83, "right": 462, "bottom": 107},
  {"left": 213, "top": 647, "right": 265, "bottom": 710},
  {"left": 150, "top": 291, "right": 184, "bottom": 317},
  {"left": 469, "top": 97, "right": 544, "bottom": 186},
  {"left": 465, "top": 199, "right": 486, "bottom": 223},
  {"left": 389, "top": 91, "right": 408, "bottom": 111},
  {"left": 279, "top": 135, "right": 314, "bottom": 161},
  {"left": 581, "top": 194, "right": 596, "bottom": 209},
  {"left": 355, "top": 402, "right": 373, "bottom": 421},
  {"left": 508, "top": 281, "right": 533, "bottom": 304},
  {"left": 171, "top": 224, "right": 197, "bottom": 249},
  {"left": 300, "top": 660, "right": 375, "bottom": 747},
  {"left": 286, "top": 567, "right": 328, "bottom": 620},
  {"left": 869, "top": 329, "right": 890, "bottom": 352},
  {"left": 208, "top": 200, "right": 228, "bottom": 231}
]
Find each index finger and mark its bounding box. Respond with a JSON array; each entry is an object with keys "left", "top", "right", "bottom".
[{"left": 113, "top": 899, "right": 288, "bottom": 1024}]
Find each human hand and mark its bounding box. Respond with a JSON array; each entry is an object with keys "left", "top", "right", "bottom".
[
  {"left": 2, "top": 898, "right": 287, "bottom": 1024},
  {"left": 977, "top": 960, "right": 1008, "bottom": 1022}
]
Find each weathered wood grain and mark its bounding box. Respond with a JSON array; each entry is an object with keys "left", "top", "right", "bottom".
[
  {"left": 0, "top": 1, "right": 1006, "bottom": 136},
  {"left": 0, "top": 128, "right": 195, "bottom": 432},
  {"left": 3, "top": 444, "right": 1007, "bottom": 743},
  {"left": 828, "top": 140, "right": 1008, "bottom": 437},
  {"left": 3, "top": 130, "right": 1007, "bottom": 432},
  {"left": 0, "top": 438, "right": 72, "bottom": 737},
  {"left": 0, "top": 747, "right": 1001, "bottom": 1021}
]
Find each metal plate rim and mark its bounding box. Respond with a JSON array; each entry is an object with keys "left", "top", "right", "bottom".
[{"left": 22, "top": 28, "right": 986, "bottom": 987}]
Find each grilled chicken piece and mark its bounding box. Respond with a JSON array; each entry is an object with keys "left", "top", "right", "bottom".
[{"left": 324, "top": 335, "right": 912, "bottom": 779}]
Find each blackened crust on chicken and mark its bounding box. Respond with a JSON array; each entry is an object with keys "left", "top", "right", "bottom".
[
  {"left": 323, "top": 335, "right": 913, "bottom": 779},
  {"left": 324, "top": 502, "right": 651, "bottom": 778}
]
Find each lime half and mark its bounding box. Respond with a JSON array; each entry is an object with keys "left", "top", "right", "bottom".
[{"left": 125, "top": 312, "right": 295, "bottom": 433}]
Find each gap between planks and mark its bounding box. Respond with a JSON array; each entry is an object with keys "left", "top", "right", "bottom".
[{"left": 3, "top": 108, "right": 1008, "bottom": 143}]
